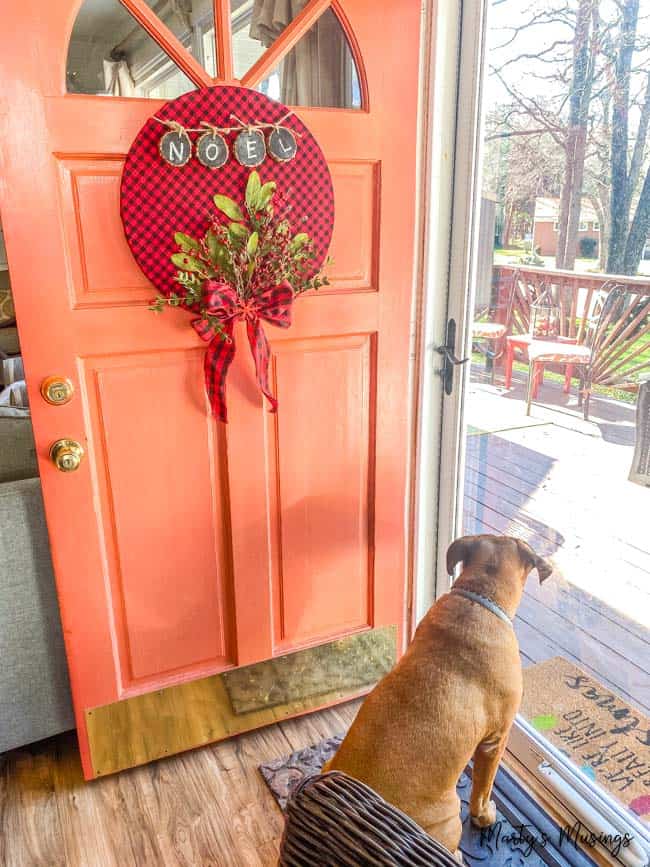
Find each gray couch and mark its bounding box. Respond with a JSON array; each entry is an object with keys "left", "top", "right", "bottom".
[{"left": 0, "top": 328, "right": 74, "bottom": 753}]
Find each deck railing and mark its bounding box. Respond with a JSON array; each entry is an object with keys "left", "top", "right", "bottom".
[{"left": 490, "top": 264, "right": 650, "bottom": 390}]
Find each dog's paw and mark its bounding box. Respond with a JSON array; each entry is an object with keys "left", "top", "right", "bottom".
[
  {"left": 470, "top": 800, "right": 497, "bottom": 828},
  {"left": 453, "top": 850, "right": 465, "bottom": 864}
]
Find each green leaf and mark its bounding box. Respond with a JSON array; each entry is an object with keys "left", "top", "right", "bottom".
[
  {"left": 258, "top": 181, "right": 276, "bottom": 210},
  {"left": 245, "top": 171, "right": 262, "bottom": 212},
  {"left": 228, "top": 222, "right": 249, "bottom": 240},
  {"left": 171, "top": 252, "right": 205, "bottom": 273},
  {"left": 247, "top": 260, "right": 256, "bottom": 280},
  {"left": 213, "top": 194, "right": 244, "bottom": 222},
  {"left": 290, "top": 232, "right": 310, "bottom": 252},
  {"left": 247, "top": 231, "right": 259, "bottom": 257},
  {"left": 206, "top": 230, "right": 221, "bottom": 262},
  {"left": 206, "top": 231, "right": 231, "bottom": 270},
  {"left": 174, "top": 232, "right": 200, "bottom": 252}
]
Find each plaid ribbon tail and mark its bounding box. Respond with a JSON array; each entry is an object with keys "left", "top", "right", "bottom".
[
  {"left": 204, "top": 322, "right": 236, "bottom": 422},
  {"left": 246, "top": 319, "right": 277, "bottom": 414}
]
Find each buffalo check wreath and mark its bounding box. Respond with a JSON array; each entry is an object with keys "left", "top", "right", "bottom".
[
  {"left": 149, "top": 171, "right": 330, "bottom": 422},
  {"left": 120, "top": 85, "right": 334, "bottom": 421}
]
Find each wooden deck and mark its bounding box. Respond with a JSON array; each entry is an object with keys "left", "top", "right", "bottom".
[{"left": 463, "top": 371, "right": 650, "bottom": 716}]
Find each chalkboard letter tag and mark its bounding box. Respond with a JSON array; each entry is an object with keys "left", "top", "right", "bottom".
[
  {"left": 234, "top": 129, "right": 266, "bottom": 167},
  {"left": 196, "top": 131, "right": 229, "bottom": 169},
  {"left": 159, "top": 128, "right": 192, "bottom": 167},
  {"left": 268, "top": 126, "right": 297, "bottom": 162}
]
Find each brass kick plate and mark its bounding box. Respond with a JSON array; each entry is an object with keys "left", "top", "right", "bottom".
[{"left": 85, "top": 626, "right": 396, "bottom": 778}]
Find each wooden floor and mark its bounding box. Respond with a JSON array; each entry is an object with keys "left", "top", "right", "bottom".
[
  {"left": 464, "top": 372, "right": 650, "bottom": 716},
  {"left": 0, "top": 699, "right": 361, "bottom": 867}
]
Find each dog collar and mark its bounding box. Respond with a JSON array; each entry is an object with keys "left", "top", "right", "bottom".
[{"left": 450, "top": 587, "right": 513, "bottom": 627}]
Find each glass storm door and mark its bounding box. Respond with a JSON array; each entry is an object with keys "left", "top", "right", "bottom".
[
  {"left": 0, "top": 0, "right": 421, "bottom": 779},
  {"left": 435, "top": 0, "right": 650, "bottom": 862}
]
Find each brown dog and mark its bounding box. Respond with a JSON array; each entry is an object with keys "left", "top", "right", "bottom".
[{"left": 322, "top": 535, "right": 552, "bottom": 858}]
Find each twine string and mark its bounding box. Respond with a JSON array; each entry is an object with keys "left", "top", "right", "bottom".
[{"left": 153, "top": 112, "right": 301, "bottom": 138}]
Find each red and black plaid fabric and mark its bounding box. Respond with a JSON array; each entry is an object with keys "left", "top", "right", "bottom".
[
  {"left": 192, "top": 281, "right": 293, "bottom": 422},
  {"left": 120, "top": 85, "right": 334, "bottom": 296}
]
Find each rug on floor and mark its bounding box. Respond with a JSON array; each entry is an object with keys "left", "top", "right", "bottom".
[
  {"left": 521, "top": 657, "right": 650, "bottom": 826},
  {"left": 260, "top": 736, "right": 556, "bottom": 865}
]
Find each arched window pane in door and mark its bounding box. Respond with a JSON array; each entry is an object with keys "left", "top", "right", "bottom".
[
  {"left": 250, "top": 8, "right": 362, "bottom": 109},
  {"left": 138, "top": 0, "right": 217, "bottom": 76},
  {"left": 230, "top": 0, "right": 288, "bottom": 85},
  {"left": 67, "top": 0, "right": 198, "bottom": 98}
]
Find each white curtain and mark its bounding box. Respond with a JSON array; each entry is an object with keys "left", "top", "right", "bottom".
[
  {"left": 249, "top": 0, "right": 348, "bottom": 107},
  {"left": 103, "top": 58, "right": 136, "bottom": 97}
]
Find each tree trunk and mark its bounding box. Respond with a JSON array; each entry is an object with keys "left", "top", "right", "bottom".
[
  {"left": 556, "top": 133, "right": 574, "bottom": 269},
  {"left": 623, "top": 166, "right": 650, "bottom": 274},
  {"left": 502, "top": 202, "right": 513, "bottom": 247},
  {"left": 607, "top": 0, "right": 640, "bottom": 274},
  {"left": 589, "top": 193, "right": 608, "bottom": 271},
  {"left": 556, "top": 0, "right": 594, "bottom": 270},
  {"left": 563, "top": 126, "right": 588, "bottom": 270}
]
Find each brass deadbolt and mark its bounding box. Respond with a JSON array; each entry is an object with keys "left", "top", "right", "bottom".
[
  {"left": 41, "top": 376, "right": 74, "bottom": 406},
  {"left": 50, "top": 439, "right": 84, "bottom": 473}
]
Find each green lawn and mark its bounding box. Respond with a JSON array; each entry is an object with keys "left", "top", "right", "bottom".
[{"left": 492, "top": 245, "right": 650, "bottom": 277}]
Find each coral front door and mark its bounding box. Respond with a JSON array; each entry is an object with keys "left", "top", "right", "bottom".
[{"left": 0, "top": 0, "right": 420, "bottom": 778}]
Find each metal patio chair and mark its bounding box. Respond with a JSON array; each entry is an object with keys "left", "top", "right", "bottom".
[{"left": 525, "top": 285, "right": 637, "bottom": 420}]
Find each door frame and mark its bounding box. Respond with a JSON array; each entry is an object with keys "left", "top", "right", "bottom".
[
  {"left": 410, "top": 0, "right": 468, "bottom": 627},
  {"left": 416, "top": 0, "right": 650, "bottom": 861}
]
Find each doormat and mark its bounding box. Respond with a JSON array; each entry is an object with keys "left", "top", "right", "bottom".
[
  {"left": 521, "top": 657, "right": 650, "bottom": 825},
  {"left": 259, "top": 738, "right": 595, "bottom": 866}
]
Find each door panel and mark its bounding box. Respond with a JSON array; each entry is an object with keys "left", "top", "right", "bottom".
[
  {"left": 328, "top": 160, "right": 380, "bottom": 292},
  {"left": 268, "top": 333, "right": 375, "bottom": 651},
  {"left": 57, "top": 157, "right": 151, "bottom": 306},
  {"left": 81, "top": 349, "right": 234, "bottom": 684},
  {"left": 0, "top": 0, "right": 421, "bottom": 777}
]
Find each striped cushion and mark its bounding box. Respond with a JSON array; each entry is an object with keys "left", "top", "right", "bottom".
[
  {"left": 472, "top": 321, "right": 507, "bottom": 339},
  {"left": 0, "top": 287, "right": 14, "bottom": 326},
  {"left": 528, "top": 341, "right": 591, "bottom": 363},
  {"left": 0, "top": 380, "right": 29, "bottom": 412},
  {"left": 1, "top": 355, "right": 24, "bottom": 386}
]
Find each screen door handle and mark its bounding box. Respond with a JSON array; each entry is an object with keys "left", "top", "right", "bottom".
[{"left": 437, "top": 318, "right": 469, "bottom": 395}]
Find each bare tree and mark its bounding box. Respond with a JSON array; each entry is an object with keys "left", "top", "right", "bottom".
[
  {"left": 484, "top": 111, "right": 563, "bottom": 247},
  {"left": 488, "top": 0, "right": 650, "bottom": 274},
  {"left": 608, "top": 0, "right": 641, "bottom": 272},
  {"left": 556, "top": 0, "right": 600, "bottom": 269}
]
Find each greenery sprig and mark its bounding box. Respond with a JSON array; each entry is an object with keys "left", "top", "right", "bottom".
[{"left": 149, "top": 170, "right": 331, "bottom": 340}]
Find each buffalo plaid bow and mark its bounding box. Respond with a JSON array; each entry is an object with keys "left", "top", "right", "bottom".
[{"left": 192, "top": 280, "right": 293, "bottom": 423}]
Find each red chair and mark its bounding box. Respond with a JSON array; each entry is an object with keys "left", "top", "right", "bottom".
[{"left": 525, "top": 286, "right": 625, "bottom": 419}]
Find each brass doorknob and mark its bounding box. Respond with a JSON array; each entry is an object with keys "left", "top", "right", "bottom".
[
  {"left": 41, "top": 376, "right": 74, "bottom": 405},
  {"left": 50, "top": 439, "right": 84, "bottom": 472}
]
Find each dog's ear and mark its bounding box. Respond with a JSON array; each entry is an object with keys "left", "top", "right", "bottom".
[
  {"left": 516, "top": 539, "right": 552, "bottom": 583},
  {"left": 446, "top": 536, "right": 477, "bottom": 576}
]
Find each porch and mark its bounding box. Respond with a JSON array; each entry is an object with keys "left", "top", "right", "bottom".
[{"left": 463, "top": 364, "right": 650, "bottom": 717}]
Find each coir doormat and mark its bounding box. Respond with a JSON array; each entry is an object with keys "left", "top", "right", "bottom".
[{"left": 521, "top": 657, "right": 650, "bottom": 824}]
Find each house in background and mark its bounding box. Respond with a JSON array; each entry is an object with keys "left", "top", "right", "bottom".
[{"left": 533, "top": 196, "right": 600, "bottom": 257}]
